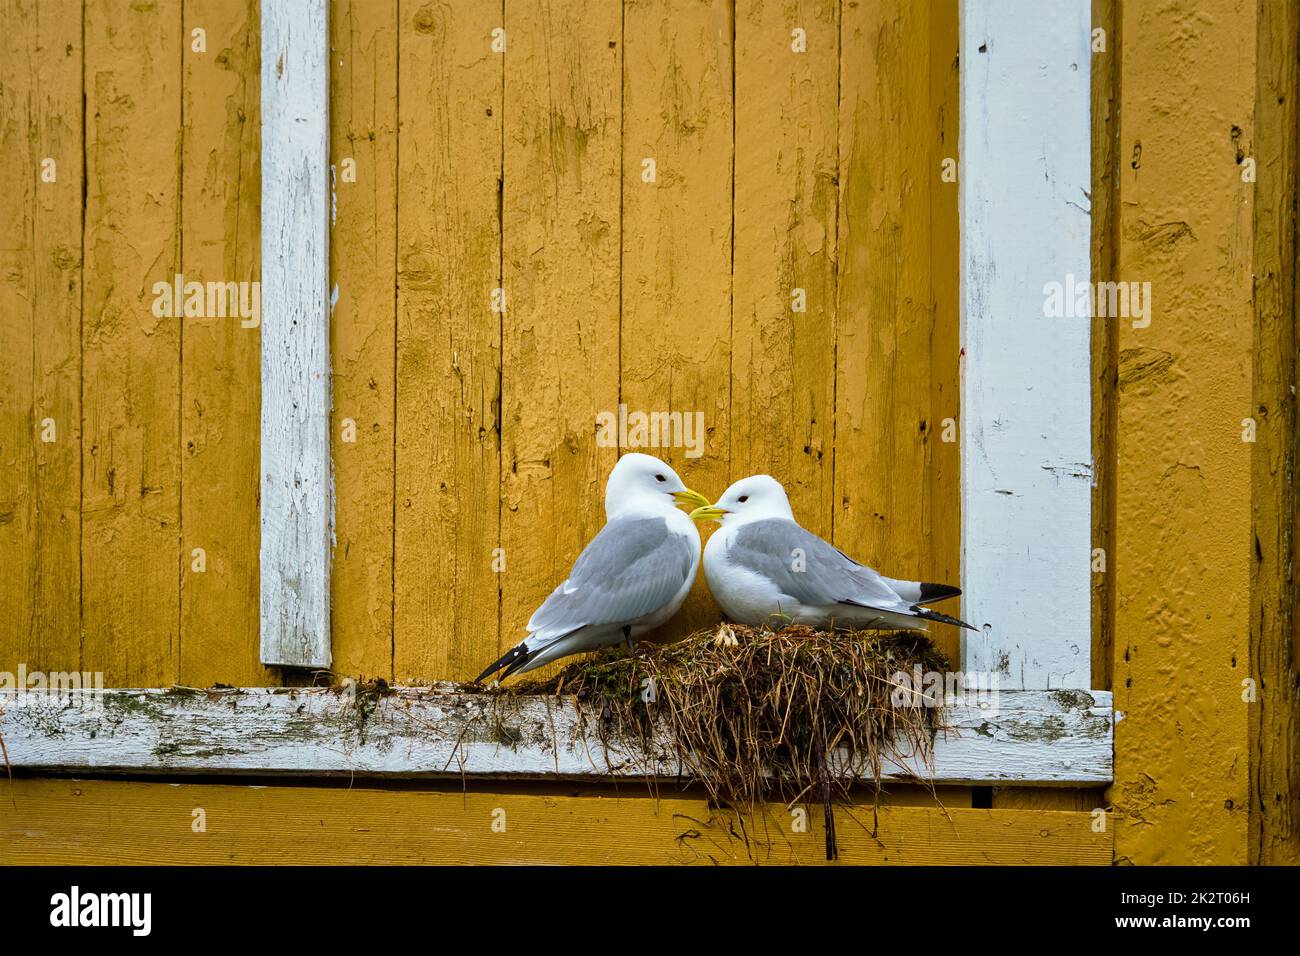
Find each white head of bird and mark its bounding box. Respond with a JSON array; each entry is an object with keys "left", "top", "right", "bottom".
[
  {"left": 605, "top": 452, "right": 711, "bottom": 518},
  {"left": 690, "top": 474, "right": 794, "bottom": 526}
]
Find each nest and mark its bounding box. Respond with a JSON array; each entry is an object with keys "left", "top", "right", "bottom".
[{"left": 511, "top": 623, "right": 950, "bottom": 859}]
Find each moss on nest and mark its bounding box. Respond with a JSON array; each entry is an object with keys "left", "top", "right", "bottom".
[{"left": 509, "top": 623, "right": 950, "bottom": 859}]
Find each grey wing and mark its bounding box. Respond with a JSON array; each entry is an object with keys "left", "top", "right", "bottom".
[
  {"left": 730, "top": 519, "right": 913, "bottom": 612},
  {"left": 526, "top": 515, "right": 696, "bottom": 643}
]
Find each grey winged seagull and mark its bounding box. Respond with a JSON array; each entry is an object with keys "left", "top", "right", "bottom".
[
  {"left": 475, "top": 453, "right": 710, "bottom": 683},
  {"left": 691, "top": 475, "right": 975, "bottom": 632}
]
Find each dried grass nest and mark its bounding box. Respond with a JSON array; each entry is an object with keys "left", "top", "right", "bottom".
[{"left": 508, "top": 623, "right": 951, "bottom": 859}]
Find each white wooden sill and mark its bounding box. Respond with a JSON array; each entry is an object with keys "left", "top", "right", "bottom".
[{"left": 0, "top": 686, "right": 1112, "bottom": 786}]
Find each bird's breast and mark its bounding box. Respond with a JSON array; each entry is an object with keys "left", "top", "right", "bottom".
[{"left": 702, "top": 526, "right": 791, "bottom": 627}]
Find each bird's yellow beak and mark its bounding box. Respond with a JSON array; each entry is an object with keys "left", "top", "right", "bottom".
[
  {"left": 673, "top": 488, "right": 711, "bottom": 511},
  {"left": 688, "top": 504, "right": 729, "bottom": 523}
]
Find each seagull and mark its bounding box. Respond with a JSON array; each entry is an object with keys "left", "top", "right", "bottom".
[
  {"left": 475, "top": 453, "right": 711, "bottom": 683},
  {"left": 691, "top": 475, "right": 975, "bottom": 632}
]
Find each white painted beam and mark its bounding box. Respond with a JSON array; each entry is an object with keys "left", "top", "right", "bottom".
[
  {"left": 0, "top": 687, "right": 1114, "bottom": 785},
  {"left": 259, "top": 0, "right": 332, "bottom": 668},
  {"left": 959, "top": 1, "right": 1092, "bottom": 688}
]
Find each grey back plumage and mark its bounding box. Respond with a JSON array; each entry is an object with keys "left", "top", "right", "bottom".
[
  {"left": 728, "top": 519, "right": 912, "bottom": 613},
  {"left": 527, "top": 514, "right": 695, "bottom": 644}
]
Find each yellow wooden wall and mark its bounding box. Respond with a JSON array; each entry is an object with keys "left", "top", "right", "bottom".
[
  {"left": 3, "top": 0, "right": 1299, "bottom": 868},
  {"left": 0, "top": 0, "right": 962, "bottom": 687}
]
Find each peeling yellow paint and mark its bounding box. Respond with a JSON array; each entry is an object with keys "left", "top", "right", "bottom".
[
  {"left": 0, "top": 777, "right": 1111, "bottom": 866},
  {"left": 2, "top": 0, "right": 1297, "bottom": 866},
  {"left": 1110, "top": 0, "right": 1256, "bottom": 865}
]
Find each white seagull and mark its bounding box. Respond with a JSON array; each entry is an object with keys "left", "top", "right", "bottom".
[
  {"left": 475, "top": 453, "right": 710, "bottom": 683},
  {"left": 691, "top": 475, "right": 974, "bottom": 632}
]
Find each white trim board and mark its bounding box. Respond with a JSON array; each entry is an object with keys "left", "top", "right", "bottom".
[
  {"left": 259, "top": 0, "right": 332, "bottom": 668},
  {"left": 0, "top": 687, "right": 1113, "bottom": 786},
  {"left": 958, "top": 0, "right": 1093, "bottom": 689}
]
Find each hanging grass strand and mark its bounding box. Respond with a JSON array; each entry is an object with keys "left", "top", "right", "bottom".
[{"left": 508, "top": 623, "right": 950, "bottom": 859}]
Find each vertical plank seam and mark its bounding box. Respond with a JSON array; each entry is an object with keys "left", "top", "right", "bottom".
[
  {"left": 924, "top": 2, "right": 935, "bottom": 564},
  {"left": 1102, "top": 0, "right": 1121, "bottom": 692},
  {"left": 391, "top": 0, "right": 400, "bottom": 680},
  {"left": 78, "top": 0, "right": 87, "bottom": 676},
  {"left": 616, "top": 0, "right": 624, "bottom": 456},
  {"left": 1093, "top": 0, "right": 1121, "bottom": 693},
  {"left": 177, "top": 0, "right": 186, "bottom": 677},
  {"left": 830, "top": 0, "right": 842, "bottom": 545},
  {"left": 728, "top": 0, "right": 736, "bottom": 484},
  {"left": 28, "top": 2, "right": 39, "bottom": 661},
  {"left": 496, "top": 0, "right": 506, "bottom": 656}
]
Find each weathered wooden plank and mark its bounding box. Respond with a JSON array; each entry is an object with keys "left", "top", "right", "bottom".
[
  {"left": 393, "top": 0, "right": 502, "bottom": 683},
  {"left": 180, "top": 0, "right": 267, "bottom": 686},
  {"left": 28, "top": 0, "right": 83, "bottom": 676},
  {"left": 0, "top": 0, "right": 83, "bottom": 676},
  {"left": 0, "top": 777, "right": 1113, "bottom": 865},
  {"left": 959, "top": 0, "right": 1092, "bottom": 689},
  {"left": 260, "top": 0, "right": 331, "bottom": 668},
  {"left": 927, "top": 0, "right": 962, "bottom": 666},
  {"left": 330, "top": 0, "right": 398, "bottom": 682},
  {"left": 82, "top": 0, "right": 183, "bottom": 685},
  {"left": 0, "top": 0, "right": 38, "bottom": 673},
  {"left": 499, "top": 0, "right": 622, "bottom": 677},
  {"left": 1112, "top": 0, "right": 1253, "bottom": 865},
  {"left": 620, "top": 0, "right": 732, "bottom": 639},
  {"left": 837, "top": 0, "right": 961, "bottom": 666},
  {"left": 732, "top": 0, "right": 837, "bottom": 536},
  {"left": 0, "top": 686, "right": 1113, "bottom": 785},
  {"left": 1089, "top": 0, "right": 1119, "bottom": 695},
  {"left": 1250, "top": 0, "right": 1300, "bottom": 866}
]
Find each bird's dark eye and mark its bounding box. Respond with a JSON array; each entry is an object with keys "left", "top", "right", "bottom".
[
  {"left": 655, "top": 474, "right": 666, "bottom": 482},
  {"left": 738, "top": 495, "right": 749, "bottom": 503}
]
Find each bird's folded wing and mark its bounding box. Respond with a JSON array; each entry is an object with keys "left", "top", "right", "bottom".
[
  {"left": 526, "top": 514, "right": 695, "bottom": 643},
  {"left": 730, "top": 519, "right": 913, "bottom": 612}
]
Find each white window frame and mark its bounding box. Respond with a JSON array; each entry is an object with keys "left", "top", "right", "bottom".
[
  {"left": 259, "top": 0, "right": 332, "bottom": 669},
  {"left": 959, "top": 0, "right": 1093, "bottom": 691},
  {"left": 3, "top": 0, "right": 1111, "bottom": 787}
]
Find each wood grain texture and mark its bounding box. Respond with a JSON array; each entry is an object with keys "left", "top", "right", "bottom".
[
  {"left": 330, "top": 0, "right": 397, "bottom": 681},
  {"left": 0, "top": 0, "right": 36, "bottom": 673},
  {"left": 498, "top": 0, "right": 622, "bottom": 676},
  {"left": 0, "top": 0, "right": 83, "bottom": 675},
  {"left": 959, "top": 0, "right": 1092, "bottom": 690},
  {"left": 837, "top": 0, "right": 961, "bottom": 666},
  {"left": 180, "top": 0, "right": 267, "bottom": 686},
  {"left": 393, "top": 0, "right": 503, "bottom": 682},
  {"left": 620, "top": 0, "right": 732, "bottom": 639},
  {"left": 1248, "top": 0, "right": 1298, "bottom": 866},
  {"left": 31, "top": 0, "right": 83, "bottom": 675},
  {"left": 259, "top": 0, "right": 331, "bottom": 668},
  {"left": 81, "top": 0, "right": 183, "bottom": 686},
  {"left": 1089, "top": 0, "right": 1118, "bottom": 693},
  {"left": 926, "top": 0, "right": 961, "bottom": 666},
  {"left": 0, "top": 686, "right": 1114, "bottom": 785},
  {"left": 991, "top": 786, "right": 1107, "bottom": 813},
  {"left": 1111, "top": 0, "right": 1254, "bottom": 864},
  {"left": 733, "top": 0, "right": 837, "bottom": 536},
  {"left": 0, "top": 777, "right": 1113, "bottom": 865}
]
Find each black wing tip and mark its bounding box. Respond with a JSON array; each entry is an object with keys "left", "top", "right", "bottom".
[
  {"left": 917, "top": 582, "right": 962, "bottom": 604},
  {"left": 474, "top": 643, "right": 531, "bottom": 684},
  {"left": 912, "top": 606, "right": 978, "bottom": 631}
]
